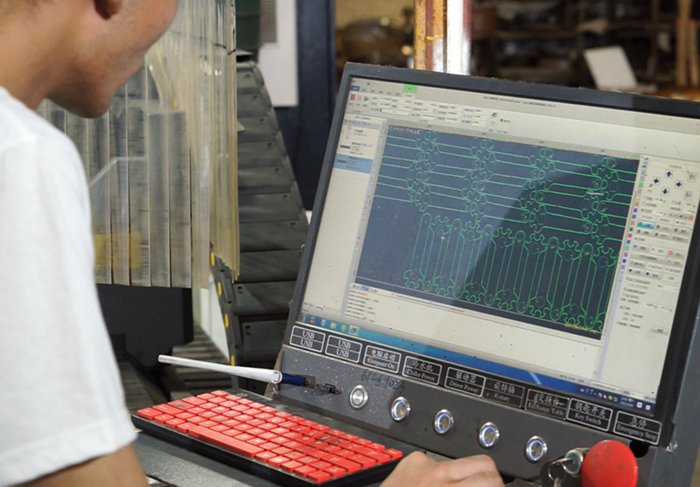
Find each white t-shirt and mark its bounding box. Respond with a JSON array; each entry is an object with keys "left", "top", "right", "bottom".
[{"left": 0, "top": 87, "right": 135, "bottom": 486}]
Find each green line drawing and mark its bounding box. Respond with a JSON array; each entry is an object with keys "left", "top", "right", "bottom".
[{"left": 357, "top": 127, "right": 638, "bottom": 339}]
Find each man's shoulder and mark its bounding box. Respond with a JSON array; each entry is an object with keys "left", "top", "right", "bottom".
[{"left": 0, "top": 90, "right": 74, "bottom": 154}]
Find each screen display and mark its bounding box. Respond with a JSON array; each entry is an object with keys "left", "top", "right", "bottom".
[{"left": 296, "top": 76, "right": 700, "bottom": 417}]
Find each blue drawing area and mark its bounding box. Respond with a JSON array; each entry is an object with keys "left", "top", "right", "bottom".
[{"left": 355, "top": 125, "right": 639, "bottom": 339}]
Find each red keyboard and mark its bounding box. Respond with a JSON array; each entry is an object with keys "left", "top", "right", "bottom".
[{"left": 134, "top": 390, "right": 404, "bottom": 486}]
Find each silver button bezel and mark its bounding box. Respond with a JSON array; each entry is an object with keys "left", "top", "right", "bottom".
[
  {"left": 433, "top": 409, "right": 454, "bottom": 435},
  {"left": 525, "top": 436, "right": 548, "bottom": 463},
  {"left": 478, "top": 422, "right": 500, "bottom": 449},
  {"left": 390, "top": 396, "right": 411, "bottom": 422},
  {"left": 349, "top": 385, "right": 369, "bottom": 409}
]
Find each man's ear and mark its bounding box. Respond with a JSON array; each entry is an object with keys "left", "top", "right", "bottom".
[{"left": 94, "top": 0, "right": 124, "bottom": 19}]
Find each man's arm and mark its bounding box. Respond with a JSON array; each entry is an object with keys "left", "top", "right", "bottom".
[
  {"left": 382, "top": 451, "right": 504, "bottom": 487},
  {"left": 24, "top": 445, "right": 148, "bottom": 487}
]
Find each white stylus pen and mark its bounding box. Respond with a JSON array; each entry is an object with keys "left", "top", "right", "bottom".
[{"left": 158, "top": 355, "right": 307, "bottom": 386}]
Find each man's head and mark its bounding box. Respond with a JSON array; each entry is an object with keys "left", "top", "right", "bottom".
[{"left": 0, "top": 0, "right": 178, "bottom": 117}]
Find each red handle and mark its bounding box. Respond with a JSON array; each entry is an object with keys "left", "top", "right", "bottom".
[{"left": 581, "top": 440, "right": 638, "bottom": 487}]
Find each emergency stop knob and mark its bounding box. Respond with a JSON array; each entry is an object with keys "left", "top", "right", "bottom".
[{"left": 581, "top": 440, "right": 638, "bottom": 487}]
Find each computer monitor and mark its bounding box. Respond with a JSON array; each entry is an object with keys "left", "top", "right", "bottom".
[{"left": 279, "top": 63, "right": 700, "bottom": 484}]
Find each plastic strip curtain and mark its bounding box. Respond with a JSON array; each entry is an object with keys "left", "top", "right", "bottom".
[{"left": 38, "top": 0, "right": 239, "bottom": 288}]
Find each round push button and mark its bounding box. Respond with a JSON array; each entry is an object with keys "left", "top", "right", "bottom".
[
  {"left": 433, "top": 409, "right": 454, "bottom": 435},
  {"left": 525, "top": 436, "right": 548, "bottom": 463},
  {"left": 478, "top": 422, "right": 500, "bottom": 449},
  {"left": 349, "top": 385, "right": 368, "bottom": 409},
  {"left": 390, "top": 397, "right": 411, "bottom": 422},
  {"left": 581, "top": 440, "right": 638, "bottom": 487}
]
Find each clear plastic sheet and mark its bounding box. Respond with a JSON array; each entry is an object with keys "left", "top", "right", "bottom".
[{"left": 39, "top": 0, "right": 239, "bottom": 288}]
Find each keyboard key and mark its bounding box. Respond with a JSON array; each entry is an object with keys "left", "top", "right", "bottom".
[
  {"left": 182, "top": 396, "right": 206, "bottom": 406},
  {"left": 168, "top": 400, "right": 193, "bottom": 410},
  {"left": 293, "top": 465, "right": 316, "bottom": 477},
  {"left": 268, "top": 456, "right": 290, "bottom": 467},
  {"left": 272, "top": 446, "right": 292, "bottom": 456},
  {"left": 154, "top": 414, "right": 174, "bottom": 424},
  {"left": 154, "top": 404, "right": 182, "bottom": 415},
  {"left": 368, "top": 442, "right": 386, "bottom": 451},
  {"left": 349, "top": 454, "right": 376, "bottom": 468},
  {"left": 188, "top": 425, "right": 263, "bottom": 457},
  {"left": 137, "top": 408, "right": 160, "bottom": 420},
  {"left": 336, "top": 449, "right": 355, "bottom": 458},
  {"left": 254, "top": 451, "right": 277, "bottom": 462},
  {"left": 386, "top": 448, "right": 403, "bottom": 460},
  {"left": 165, "top": 418, "right": 186, "bottom": 428},
  {"left": 330, "top": 457, "right": 361, "bottom": 473},
  {"left": 258, "top": 432, "right": 277, "bottom": 441},
  {"left": 307, "top": 470, "right": 331, "bottom": 483},
  {"left": 310, "top": 460, "right": 332, "bottom": 470},
  {"left": 363, "top": 449, "right": 392, "bottom": 463},
  {"left": 324, "top": 465, "right": 347, "bottom": 478},
  {"left": 281, "top": 460, "right": 303, "bottom": 472},
  {"left": 176, "top": 422, "right": 194, "bottom": 434}
]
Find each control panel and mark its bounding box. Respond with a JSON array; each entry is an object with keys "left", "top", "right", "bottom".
[{"left": 279, "top": 343, "right": 662, "bottom": 485}]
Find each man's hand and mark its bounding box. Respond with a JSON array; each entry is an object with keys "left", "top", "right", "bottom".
[{"left": 381, "top": 451, "right": 504, "bottom": 487}]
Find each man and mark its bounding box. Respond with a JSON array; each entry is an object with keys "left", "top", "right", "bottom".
[{"left": 0, "top": 1, "right": 503, "bottom": 486}]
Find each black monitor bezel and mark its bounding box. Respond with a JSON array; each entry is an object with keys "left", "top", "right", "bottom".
[{"left": 285, "top": 62, "right": 700, "bottom": 444}]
